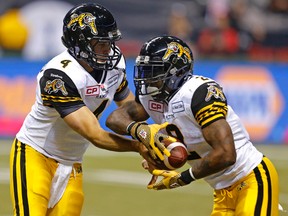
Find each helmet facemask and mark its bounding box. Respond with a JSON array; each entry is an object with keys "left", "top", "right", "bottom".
[
  {"left": 134, "top": 58, "right": 190, "bottom": 102},
  {"left": 134, "top": 36, "right": 194, "bottom": 102},
  {"left": 134, "top": 62, "right": 167, "bottom": 98},
  {"left": 77, "top": 35, "right": 122, "bottom": 70}
]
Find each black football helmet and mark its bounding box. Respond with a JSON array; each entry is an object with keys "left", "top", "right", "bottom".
[
  {"left": 62, "top": 3, "right": 122, "bottom": 70},
  {"left": 134, "top": 36, "right": 193, "bottom": 101}
]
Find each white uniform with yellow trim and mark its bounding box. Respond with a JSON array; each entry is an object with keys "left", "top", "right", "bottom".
[
  {"left": 16, "top": 50, "right": 127, "bottom": 165},
  {"left": 138, "top": 75, "right": 263, "bottom": 190}
]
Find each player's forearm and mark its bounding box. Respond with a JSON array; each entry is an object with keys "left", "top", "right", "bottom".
[
  {"left": 106, "top": 100, "right": 149, "bottom": 134},
  {"left": 63, "top": 107, "right": 140, "bottom": 152},
  {"left": 191, "top": 151, "right": 235, "bottom": 179},
  {"left": 105, "top": 113, "right": 131, "bottom": 135},
  {"left": 90, "top": 129, "right": 140, "bottom": 152}
]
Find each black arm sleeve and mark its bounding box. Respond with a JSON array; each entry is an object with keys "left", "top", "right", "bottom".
[
  {"left": 40, "top": 69, "right": 85, "bottom": 117},
  {"left": 191, "top": 81, "right": 228, "bottom": 128},
  {"left": 113, "top": 72, "right": 130, "bottom": 102}
]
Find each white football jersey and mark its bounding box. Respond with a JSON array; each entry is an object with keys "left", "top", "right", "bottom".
[
  {"left": 138, "top": 75, "right": 263, "bottom": 189},
  {"left": 17, "top": 50, "right": 129, "bottom": 165}
]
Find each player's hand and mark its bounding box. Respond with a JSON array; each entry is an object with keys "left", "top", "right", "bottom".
[
  {"left": 142, "top": 159, "right": 160, "bottom": 188},
  {"left": 147, "top": 170, "right": 188, "bottom": 190},
  {"left": 128, "top": 122, "right": 171, "bottom": 160},
  {"left": 142, "top": 159, "right": 157, "bottom": 174},
  {"left": 137, "top": 144, "right": 157, "bottom": 167}
]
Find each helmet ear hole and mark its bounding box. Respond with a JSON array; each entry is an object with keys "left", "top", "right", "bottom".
[{"left": 172, "top": 57, "right": 177, "bottom": 64}]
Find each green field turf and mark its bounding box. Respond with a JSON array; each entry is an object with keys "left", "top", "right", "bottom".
[{"left": 1, "top": 139, "right": 287, "bottom": 216}]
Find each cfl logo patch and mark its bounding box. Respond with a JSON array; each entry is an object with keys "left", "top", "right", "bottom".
[
  {"left": 149, "top": 100, "right": 164, "bottom": 113},
  {"left": 139, "top": 129, "right": 147, "bottom": 139}
]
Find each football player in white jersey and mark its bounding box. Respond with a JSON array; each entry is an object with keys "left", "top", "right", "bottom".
[
  {"left": 106, "top": 36, "right": 279, "bottom": 215},
  {"left": 9, "top": 3, "right": 169, "bottom": 216}
]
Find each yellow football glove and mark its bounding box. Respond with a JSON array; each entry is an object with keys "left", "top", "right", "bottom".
[
  {"left": 127, "top": 122, "right": 171, "bottom": 160},
  {"left": 148, "top": 169, "right": 195, "bottom": 190}
]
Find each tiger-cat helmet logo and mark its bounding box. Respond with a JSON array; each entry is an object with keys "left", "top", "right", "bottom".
[
  {"left": 162, "top": 42, "right": 192, "bottom": 64},
  {"left": 67, "top": 13, "right": 97, "bottom": 35}
]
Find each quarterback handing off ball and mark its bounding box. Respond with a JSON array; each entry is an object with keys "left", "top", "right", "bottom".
[{"left": 155, "top": 138, "right": 188, "bottom": 170}]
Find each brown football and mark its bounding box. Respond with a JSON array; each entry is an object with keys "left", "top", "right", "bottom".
[{"left": 155, "top": 138, "right": 188, "bottom": 170}]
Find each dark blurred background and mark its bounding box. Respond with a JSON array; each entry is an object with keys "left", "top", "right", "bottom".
[{"left": 1, "top": 0, "right": 288, "bottom": 61}]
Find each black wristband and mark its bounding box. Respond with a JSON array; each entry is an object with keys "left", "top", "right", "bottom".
[
  {"left": 126, "top": 121, "right": 136, "bottom": 135},
  {"left": 134, "top": 123, "right": 142, "bottom": 141},
  {"left": 180, "top": 168, "right": 195, "bottom": 184}
]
